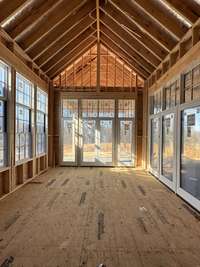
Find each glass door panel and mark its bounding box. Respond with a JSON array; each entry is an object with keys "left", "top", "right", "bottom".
[
  {"left": 99, "top": 120, "right": 113, "bottom": 164},
  {"left": 180, "top": 107, "right": 200, "bottom": 200},
  {"left": 63, "top": 119, "right": 76, "bottom": 162},
  {"left": 119, "top": 120, "right": 133, "bottom": 166},
  {"left": 62, "top": 99, "right": 78, "bottom": 164},
  {"left": 82, "top": 120, "right": 97, "bottom": 163},
  {"left": 150, "top": 117, "right": 160, "bottom": 174},
  {"left": 162, "top": 113, "right": 174, "bottom": 181}
]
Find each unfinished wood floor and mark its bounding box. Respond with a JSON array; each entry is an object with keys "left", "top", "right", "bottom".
[{"left": 0, "top": 167, "right": 200, "bottom": 267}]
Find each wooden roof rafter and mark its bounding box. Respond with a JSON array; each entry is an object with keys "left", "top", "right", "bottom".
[
  {"left": 35, "top": 15, "right": 96, "bottom": 67},
  {"left": 132, "top": 0, "right": 190, "bottom": 39},
  {"left": 99, "top": 2, "right": 168, "bottom": 61},
  {"left": 99, "top": 15, "right": 161, "bottom": 68},
  {"left": 107, "top": 0, "right": 177, "bottom": 51},
  {"left": 42, "top": 28, "right": 97, "bottom": 73},
  {"left": 4, "top": 0, "right": 62, "bottom": 40},
  {"left": 100, "top": 27, "right": 155, "bottom": 74},
  {"left": 100, "top": 33, "right": 150, "bottom": 79},
  {"left": 101, "top": 39, "right": 149, "bottom": 80},
  {"left": 26, "top": 1, "right": 96, "bottom": 60},
  {"left": 0, "top": 0, "right": 29, "bottom": 25},
  {"left": 48, "top": 38, "right": 97, "bottom": 78},
  {"left": 17, "top": 0, "right": 90, "bottom": 51}
]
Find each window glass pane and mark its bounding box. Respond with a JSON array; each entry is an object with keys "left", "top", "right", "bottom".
[
  {"left": 82, "top": 99, "right": 98, "bottom": 118},
  {"left": 16, "top": 73, "right": 33, "bottom": 108},
  {"left": 63, "top": 99, "right": 78, "bottom": 118},
  {"left": 162, "top": 114, "right": 174, "bottom": 181},
  {"left": 99, "top": 100, "right": 115, "bottom": 117},
  {"left": 150, "top": 117, "right": 159, "bottom": 172},
  {"left": 118, "top": 100, "right": 135, "bottom": 118},
  {"left": 36, "top": 88, "right": 48, "bottom": 155},
  {"left": 15, "top": 104, "right": 31, "bottom": 162},
  {"left": 0, "top": 61, "right": 9, "bottom": 97},
  {"left": 193, "top": 65, "right": 200, "bottom": 101},
  {"left": 180, "top": 107, "right": 200, "bottom": 200},
  {"left": 184, "top": 71, "right": 192, "bottom": 103}
]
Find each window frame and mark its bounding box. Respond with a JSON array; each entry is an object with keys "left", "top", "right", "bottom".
[
  {"left": 0, "top": 60, "right": 10, "bottom": 168},
  {"left": 36, "top": 87, "right": 48, "bottom": 156},
  {"left": 15, "top": 73, "right": 34, "bottom": 164}
]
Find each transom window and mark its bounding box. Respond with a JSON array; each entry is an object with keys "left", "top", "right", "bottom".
[
  {"left": 164, "top": 80, "right": 180, "bottom": 110},
  {"left": 183, "top": 65, "right": 200, "bottom": 103},
  {"left": 118, "top": 100, "right": 135, "bottom": 118}
]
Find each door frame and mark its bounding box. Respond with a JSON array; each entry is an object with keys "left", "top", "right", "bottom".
[
  {"left": 159, "top": 108, "right": 177, "bottom": 191},
  {"left": 148, "top": 114, "right": 160, "bottom": 178},
  {"left": 59, "top": 98, "right": 79, "bottom": 166},
  {"left": 117, "top": 118, "right": 135, "bottom": 167},
  {"left": 59, "top": 94, "right": 137, "bottom": 167},
  {"left": 176, "top": 100, "right": 200, "bottom": 211}
]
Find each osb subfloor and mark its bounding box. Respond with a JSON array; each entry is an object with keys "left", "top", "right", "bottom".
[{"left": 0, "top": 167, "right": 200, "bottom": 267}]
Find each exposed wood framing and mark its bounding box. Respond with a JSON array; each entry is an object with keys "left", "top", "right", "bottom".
[
  {"left": 96, "top": 0, "right": 101, "bottom": 91},
  {"left": 27, "top": 1, "right": 96, "bottom": 59},
  {"left": 99, "top": 2, "right": 168, "bottom": 61},
  {"left": 133, "top": 0, "right": 189, "bottom": 39},
  {"left": 109, "top": 0, "right": 178, "bottom": 52},
  {"left": 35, "top": 16, "right": 96, "bottom": 67},
  {"left": 0, "top": 35, "right": 48, "bottom": 89},
  {"left": 0, "top": 0, "right": 28, "bottom": 25},
  {"left": 164, "top": 0, "right": 200, "bottom": 24},
  {"left": 148, "top": 18, "right": 200, "bottom": 89},
  {"left": 48, "top": 38, "right": 97, "bottom": 78},
  {"left": 99, "top": 16, "right": 160, "bottom": 68},
  {"left": 101, "top": 33, "right": 151, "bottom": 77},
  {"left": 42, "top": 28, "right": 96, "bottom": 73},
  {"left": 18, "top": 0, "right": 87, "bottom": 50}
]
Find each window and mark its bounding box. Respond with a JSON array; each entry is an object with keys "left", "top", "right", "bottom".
[
  {"left": 183, "top": 65, "right": 200, "bottom": 103},
  {"left": 183, "top": 71, "right": 192, "bottom": 103},
  {"left": 118, "top": 100, "right": 135, "bottom": 118},
  {"left": 150, "top": 90, "right": 162, "bottom": 115},
  {"left": 36, "top": 88, "right": 48, "bottom": 155},
  {"left": 82, "top": 99, "right": 98, "bottom": 118},
  {"left": 16, "top": 73, "right": 33, "bottom": 162},
  {"left": 0, "top": 61, "right": 9, "bottom": 167},
  {"left": 99, "top": 100, "right": 115, "bottom": 117},
  {"left": 164, "top": 80, "right": 180, "bottom": 110}
]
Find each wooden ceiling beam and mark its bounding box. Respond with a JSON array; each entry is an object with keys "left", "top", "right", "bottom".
[
  {"left": 18, "top": 0, "right": 87, "bottom": 50},
  {"left": 48, "top": 39, "right": 96, "bottom": 78},
  {"left": 100, "top": 14, "right": 161, "bottom": 68},
  {"left": 100, "top": 27, "right": 154, "bottom": 73},
  {"left": 133, "top": 0, "right": 189, "bottom": 39},
  {"left": 101, "top": 34, "right": 150, "bottom": 79},
  {"left": 108, "top": 0, "right": 177, "bottom": 51},
  {"left": 26, "top": 1, "right": 96, "bottom": 60},
  {"left": 42, "top": 28, "right": 96, "bottom": 73},
  {"left": 35, "top": 16, "right": 96, "bottom": 67},
  {"left": 7, "top": 0, "right": 61, "bottom": 40},
  {"left": 101, "top": 39, "right": 148, "bottom": 80},
  {"left": 99, "top": 2, "right": 168, "bottom": 60},
  {"left": 164, "top": 0, "right": 200, "bottom": 24},
  {"left": 0, "top": 0, "right": 28, "bottom": 25}
]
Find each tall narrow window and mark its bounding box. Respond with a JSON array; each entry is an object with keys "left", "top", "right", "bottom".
[
  {"left": 15, "top": 73, "right": 33, "bottom": 162},
  {"left": 0, "top": 61, "right": 9, "bottom": 167},
  {"left": 36, "top": 88, "right": 48, "bottom": 155}
]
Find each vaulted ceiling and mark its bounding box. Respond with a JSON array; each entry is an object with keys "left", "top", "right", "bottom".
[{"left": 0, "top": 0, "right": 200, "bottom": 80}]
